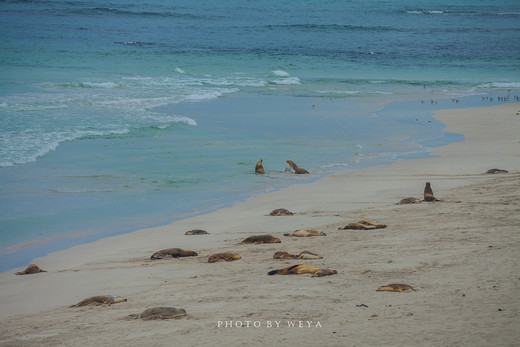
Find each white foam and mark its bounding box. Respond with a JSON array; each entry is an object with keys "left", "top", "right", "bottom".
[
  {"left": 175, "top": 67, "right": 186, "bottom": 74},
  {"left": 272, "top": 70, "right": 290, "bottom": 77},
  {"left": 270, "top": 77, "right": 301, "bottom": 85}
]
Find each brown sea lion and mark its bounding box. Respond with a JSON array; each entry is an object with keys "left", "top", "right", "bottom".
[
  {"left": 273, "top": 251, "right": 299, "bottom": 259},
  {"left": 312, "top": 269, "right": 338, "bottom": 277},
  {"left": 298, "top": 251, "right": 323, "bottom": 259},
  {"left": 185, "top": 229, "right": 209, "bottom": 235},
  {"left": 284, "top": 228, "right": 326, "bottom": 237},
  {"left": 485, "top": 168, "right": 508, "bottom": 174},
  {"left": 208, "top": 252, "right": 241, "bottom": 263},
  {"left": 268, "top": 208, "right": 294, "bottom": 216},
  {"left": 71, "top": 295, "right": 127, "bottom": 307},
  {"left": 286, "top": 160, "right": 310, "bottom": 174},
  {"left": 255, "top": 159, "right": 265, "bottom": 174},
  {"left": 397, "top": 197, "right": 422, "bottom": 205},
  {"left": 126, "top": 307, "right": 187, "bottom": 320},
  {"left": 15, "top": 264, "right": 46, "bottom": 275},
  {"left": 377, "top": 284, "right": 416, "bottom": 293},
  {"left": 424, "top": 182, "right": 439, "bottom": 202},
  {"left": 338, "top": 220, "right": 387, "bottom": 230},
  {"left": 151, "top": 248, "right": 198, "bottom": 260},
  {"left": 268, "top": 264, "right": 320, "bottom": 275},
  {"left": 241, "top": 235, "right": 281, "bottom": 244}
]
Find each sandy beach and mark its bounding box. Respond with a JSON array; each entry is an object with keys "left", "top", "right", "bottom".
[{"left": 0, "top": 102, "right": 519, "bottom": 346}]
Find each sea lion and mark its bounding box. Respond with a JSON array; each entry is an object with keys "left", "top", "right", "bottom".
[
  {"left": 424, "top": 182, "right": 439, "bottom": 202},
  {"left": 255, "top": 159, "right": 265, "bottom": 174},
  {"left": 268, "top": 208, "right": 294, "bottom": 216},
  {"left": 126, "top": 307, "right": 187, "bottom": 320},
  {"left": 485, "top": 168, "right": 508, "bottom": 174},
  {"left": 151, "top": 248, "right": 198, "bottom": 260},
  {"left": 338, "top": 220, "right": 387, "bottom": 230},
  {"left": 71, "top": 295, "right": 127, "bottom": 307},
  {"left": 208, "top": 252, "right": 241, "bottom": 263},
  {"left": 15, "top": 264, "right": 46, "bottom": 275},
  {"left": 284, "top": 228, "right": 326, "bottom": 237},
  {"left": 185, "top": 229, "right": 209, "bottom": 235},
  {"left": 286, "top": 160, "right": 310, "bottom": 174},
  {"left": 241, "top": 235, "right": 281, "bottom": 244},
  {"left": 376, "top": 284, "right": 416, "bottom": 293},
  {"left": 273, "top": 251, "right": 299, "bottom": 259},
  {"left": 298, "top": 251, "right": 323, "bottom": 259},
  {"left": 268, "top": 264, "right": 321, "bottom": 275},
  {"left": 397, "top": 197, "right": 422, "bottom": 205},
  {"left": 312, "top": 269, "right": 338, "bottom": 277}
]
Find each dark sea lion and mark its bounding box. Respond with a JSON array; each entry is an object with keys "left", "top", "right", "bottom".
[
  {"left": 126, "top": 307, "right": 187, "bottom": 320},
  {"left": 338, "top": 220, "right": 387, "bottom": 230},
  {"left": 208, "top": 252, "right": 241, "bottom": 263},
  {"left": 286, "top": 160, "right": 310, "bottom": 174},
  {"left": 485, "top": 168, "right": 508, "bottom": 174},
  {"left": 268, "top": 264, "right": 321, "bottom": 275},
  {"left": 298, "top": 251, "right": 323, "bottom": 259},
  {"left": 268, "top": 208, "right": 294, "bottom": 216},
  {"left": 241, "top": 235, "right": 281, "bottom": 244},
  {"left": 255, "top": 159, "right": 265, "bottom": 174},
  {"left": 71, "top": 295, "right": 127, "bottom": 307},
  {"left": 312, "top": 269, "right": 338, "bottom": 277},
  {"left": 273, "top": 251, "right": 299, "bottom": 259},
  {"left": 377, "top": 284, "right": 416, "bottom": 293},
  {"left": 397, "top": 197, "right": 422, "bottom": 205},
  {"left": 185, "top": 229, "right": 209, "bottom": 235},
  {"left": 151, "top": 248, "right": 198, "bottom": 260},
  {"left": 424, "top": 182, "right": 439, "bottom": 202},
  {"left": 284, "top": 228, "right": 326, "bottom": 237},
  {"left": 15, "top": 264, "right": 46, "bottom": 275}
]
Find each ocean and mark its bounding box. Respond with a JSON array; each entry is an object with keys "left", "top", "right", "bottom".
[{"left": 1, "top": 0, "right": 519, "bottom": 272}]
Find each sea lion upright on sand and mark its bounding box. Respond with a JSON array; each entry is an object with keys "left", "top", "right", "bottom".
[
  {"left": 15, "top": 264, "right": 46, "bottom": 275},
  {"left": 423, "top": 182, "right": 439, "bottom": 202},
  {"left": 286, "top": 160, "right": 309, "bottom": 174},
  {"left": 71, "top": 295, "right": 127, "bottom": 307},
  {"left": 255, "top": 159, "right": 265, "bottom": 174},
  {"left": 151, "top": 248, "right": 198, "bottom": 260}
]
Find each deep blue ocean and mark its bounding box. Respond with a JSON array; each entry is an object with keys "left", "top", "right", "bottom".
[{"left": 1, "top": 0, "right": 519, "bottom": 272}]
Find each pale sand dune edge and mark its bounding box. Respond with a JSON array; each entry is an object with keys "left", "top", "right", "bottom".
[{"left": 0, "top": 103, "right": 518, "bottom": 346}]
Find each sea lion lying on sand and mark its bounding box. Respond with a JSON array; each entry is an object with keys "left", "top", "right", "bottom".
[
  {"left": 242, "top": 235, "right": 281, "bottom": 244},
  {"left": 286, "top": 160, "right": 309, "bottom": 174},
  {"left": 284, "top": 228, "right": 326, "bottom": 237},
  {"left": 273, "top": 251, "right": 323, "bottom": 260},
  {"left": 424, "top": 182, "right": 439, "bottom": 202},
  {"left": 312, "top": 269, "right": 338, "bottom": 277},
  {"left": 71, "top": 295, "right": 127, "bottom": 307},
  {"left": 126, "top": 307, "right": 187, "bottom": 320},
  {"left": 151, "top": 248, "right": 198, "bottom": 260},
  {"left": 485, "top": 168, "right": 508, "bottom": 174},
  {"left": 268, "top": 208, "right": 294, "bottom": 216},
  {"left": 397, "top": 197, "right": 422, "bottom": 205},
  {"left": 185, "top": 229, "right": 209, "bottom": 235},
  {"left": 377, "top": 284, "right": 415, "bottom": 293},
  {"left": 338, "top": 220, "right": 387, "bottom": 230},
  {"left": 15, "top": 264, "right": 46, "bottom": 275},
  {"left": 255, "top": 159, "right": 265, "bottom": 174},
  {"left": 268, "top": 264, "right": 320, "bottom": 275},
  {"left": 208, "top": 252, "right": 241, "bottom": 263}
]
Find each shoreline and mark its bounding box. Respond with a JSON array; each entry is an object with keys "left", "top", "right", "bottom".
[{"left": 0, "top": 102, "right": 519, "bottom": 345}]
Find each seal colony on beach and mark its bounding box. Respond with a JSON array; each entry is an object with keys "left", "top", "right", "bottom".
[
  {"left": 126, "top": 307, "right": 187, "bottom": 320},
  {"left": 241, "top": 235, "right": 281, "bottom": 244},
  {"left": 15, "top": 264, "right": 46, "bottom": 275},
  {"left": 286, "top": 160, "right": 310, "bottom": 174},
  {"left": 377, "top": 284, "right": 416, "bottom": 293},
  {"left": 268, "top": 208, "right": 294, "bottom": 216},
  {"left": 70, "top": 295, "right": 127, "bottom": 307},
  {"left": 208, "top": 252, "right": 241, "bottom": 263},
  {"left": 255, "top": 159, "right": 265, "bottom": 174},
  {"left": 150, "top": 248, "right": 198, "bottom": 259}
]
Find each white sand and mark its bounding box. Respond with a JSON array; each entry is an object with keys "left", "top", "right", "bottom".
[{"left": 0, "top": 103, "right": 519, "bottom": 346}]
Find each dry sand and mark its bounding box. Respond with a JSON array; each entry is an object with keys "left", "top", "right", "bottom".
[{"left": 0, "top": 103, "right": 519, "bottom": 346}]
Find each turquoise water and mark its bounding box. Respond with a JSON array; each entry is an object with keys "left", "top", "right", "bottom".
[{"left": 1, "top": 0, "right": 519, "bottom": 272}]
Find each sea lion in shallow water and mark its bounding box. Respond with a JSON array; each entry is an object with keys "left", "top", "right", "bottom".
[
  {"left": 338, "top": 220, "right": 387, "bottom": 230},
  {"left": 151, "top": 248, "right": 198, "bottom": 259},
  {"left": 185, "top": 229, "right": 209, "bottom": 235},
  {"left": 286, "top": 160, "right": 310, "bottom": 174},
  {"left": 397, "top": 197, "right": 422, "bottom": 205},
  {"left": 126, "top": 307, "right": 187, "bottom": 320},
  {"left": 268, "top": 208, "right": 294, "bottom": 216},
  {"left": 71, "top": 295, "right": 127, "bottom": 307},
  {"left": 485, "top": 168, "right": 508, "bottom": 174},
  {"left": 242, "top": 235, "right": 281, "bottom": 244},
  {"left": 424, "top": 182, "right": 439, "bottom": 202},
  {"left": 15, "top": 264, "right": 46, "bottom": 275},
  {"left": 268, "top": 264, "right": 320, "bottom": 275},
  {"left": 255, "top": 159, "right": 265, "bottom": 174},
  {"left": 208, "top": 252, "right": 241, "bottom": 263},
  {"left": 377, "top": 284, "right": 416, "bottom": 292},
  {"left": 284, "top": 228, "right": 326, "bottom": 237},
  {"left": 312, "top": 269, "right": 338, "bottom": 277}
]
